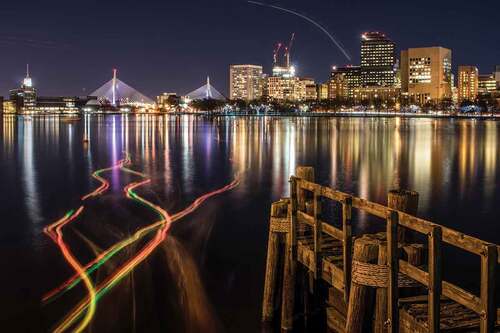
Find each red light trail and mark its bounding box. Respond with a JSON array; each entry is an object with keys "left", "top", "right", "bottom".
[{"left": 44, "top": 154, "right": 240, "bottom": 332}]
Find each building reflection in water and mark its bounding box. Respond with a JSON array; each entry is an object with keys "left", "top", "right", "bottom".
[
  {"left": 18, "top": 117, "right": 43, "bottom": 237},
  {"left": 4, "top": 115, "right": 497, "bottom": 243}
]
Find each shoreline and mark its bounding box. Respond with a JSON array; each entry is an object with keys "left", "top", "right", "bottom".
[{"left": 3, "top": 111, "right": 500, "bottom": 120}]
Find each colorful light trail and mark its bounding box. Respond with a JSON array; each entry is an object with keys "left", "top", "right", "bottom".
[
  {"left": 81, "top": 156, "right": 130, "bottom": 201},
  {"left": 49, "top": 176, "right": 239, "bottom": 331},
  {"left": 43, "top": 207, "right": 96, "bottom": 333},
  {"left": 44, "top": 154, "right": 240, "bottom": 332}
]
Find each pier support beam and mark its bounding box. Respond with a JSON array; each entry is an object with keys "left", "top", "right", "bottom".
[
  {"left": 281, "top": 167, "right": 315, "bottom": 331},
  {"left": 262, "top": 200, "right": 289, "bottom": 322}
]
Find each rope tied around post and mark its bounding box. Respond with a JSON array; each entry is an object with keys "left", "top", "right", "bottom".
[{"left": 352, "top": 260, "right": 418, "bottom": 288}]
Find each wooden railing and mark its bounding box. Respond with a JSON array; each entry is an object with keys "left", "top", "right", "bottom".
[{"left": 291, "top": 176, "right": 499, "bottom": 333}]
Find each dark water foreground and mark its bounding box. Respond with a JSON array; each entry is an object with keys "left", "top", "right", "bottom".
[{"left": 0, "top": 114, "right": 498, "bottom": 332}]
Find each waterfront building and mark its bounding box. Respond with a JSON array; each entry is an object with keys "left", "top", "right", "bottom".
[
  {"left": 301, "top": 78, "right": 317, "bottom": 101},
  {"left": 266, "top": 62, "right": 306, "bottom": 102},
  {"left": 9, "top": 65, "right": 37, "bottom": 113},
  {"left": 458, "top": 66, "right": 478, "bottom": 102},
  {"left": 360, "top": 32, "right": 395, "bottom": 87},
  {"left": 2, "top": 100, "right": 16, "bottom": 114},
  {"left": 317, "top": 83, "right": 328, "bottom": 100},
  {"left": 156, "top": 92, "right": 178, "bottom": 109},
  {"left": 35, "top": 97, "right": 80, "bottom": 113},
  {"left": 401, "top": 47, "right": 452, "bottom": 104},
  {"left": 328, "top": 65, "right": 361, "bottom": 99},
  {"left": 352, "top": 86, "right": 399, "bottom": 106},
  {"left": 229, "top": 65, "right": 263, "bottom": 101},
  {"left": 478, "top": 74, "right": 497, "bottom": 94},
  {"left": 267, "top": 76, "right": 304, "bottom": 101}
]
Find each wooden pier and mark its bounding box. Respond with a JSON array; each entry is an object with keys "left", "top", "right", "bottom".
[{"left": 262, "top": 166, "right": 500, "bottom": 333}]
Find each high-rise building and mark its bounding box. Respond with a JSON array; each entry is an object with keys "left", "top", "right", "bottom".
[
  {"left": 328, "top": 65, "right": 361, "bottom": 99},
  {"left": 458, "top": 66, "right": 478, "bottom": 101},
  {"left": 267, "top": 55, "right": 304, "bottom": 101},
  {"left": 401, "top": 47, "right": 452, "bottom": 104},
  {"left": 478, "top": 74, "right": 497, "bottom": 94},
  {"left": 9, "top": 65, "right": 37, "bottom": 113},
  {"left": 229, "top": 64, "right": 263, "bottom": 101},
  {"left": 360, "top": 32, "right": 395, "bottom": 87}
]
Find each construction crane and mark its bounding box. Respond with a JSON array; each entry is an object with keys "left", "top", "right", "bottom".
[
  {"left": 284, "top": 33, "right": 295, "bottom": 68},
  {"left": 273, "top": 42, "right": 283, "bottom": 66}
]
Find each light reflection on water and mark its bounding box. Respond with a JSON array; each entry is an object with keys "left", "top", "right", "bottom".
[{"left": 0, "top": 115, "right": 498, "bottom": 332}]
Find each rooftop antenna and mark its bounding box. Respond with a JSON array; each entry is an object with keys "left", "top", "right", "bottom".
[{"left": 26, "top": 64, "right": 30, "bottom": 78}]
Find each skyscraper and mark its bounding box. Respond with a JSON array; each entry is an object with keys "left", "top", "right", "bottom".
[
  {"left": 229, "top": 65, "right": 263, "bottom": 101},
  {"left": 458, "top": 66, "right": 479, "bottom": 101},
  {"left": 401, "top": 47, "right": 452, "bottom": 104},
  {"left": 360, "top": 32, "right": 395, "bottom": 87}
]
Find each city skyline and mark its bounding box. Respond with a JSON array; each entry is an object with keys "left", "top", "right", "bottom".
[{"left": 0, "top": 0, "right": 498, "bottom": 98}]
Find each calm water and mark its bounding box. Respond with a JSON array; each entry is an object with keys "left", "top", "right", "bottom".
[{"left": 0, "top": 115, "right": 498, "bottom": 332}]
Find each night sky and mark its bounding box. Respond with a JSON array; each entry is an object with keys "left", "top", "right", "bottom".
[{"left": 0, "top": 0, "right": 498, "bottom": 97}]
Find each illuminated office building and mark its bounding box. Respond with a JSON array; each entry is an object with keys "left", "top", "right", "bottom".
[
  {"left": 360, "top": 32, "right": 395, "bottom": 87},
  {"left": 458, "top": 66, "right": 478, "bottom": 101},
  {"left": 301, "top": 78, "right": 317, "bottom": 100},
  {"left": 267, "top": 76, "right": 304, "bottom": 101},
  {"left": 317, "top": 83, "right": 328, "bottom": 100},
  {"left": 328, "top": 65, "right": 361, "bottom": 99},
  {"left": 478, "top": 74, "right": 497, "bottom": 94},
  {"left": 401, "top": 47, "right": 452, "bottom": 104},
  {"left": 9, "top": 65, "right": 37, "bottom": 113},
  {"left": 229, "top": 64, "right": 263, "bottom": 101}
]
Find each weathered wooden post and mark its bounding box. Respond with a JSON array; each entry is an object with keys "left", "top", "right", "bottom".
[
  {"left": 387, "top": 189, "right": 419, "bottom": 242},
  {"left": 374, "top": 189, "right": 420, "bottom": 333},
  {"left": 281, "top": 177, "right": 298, "bottom": 331},
  {"left": 262, "top": 199, "right": 289, "bottom": 322},
  {"left": 281, "top": 167, "right": 315, "bottom": 331},
  {"left": 374, "top": 243, "right": 388, "bottom": 333},
  {"left": 345, "top": 234, "right": 381, "bottom": 333},
  {"left": 296, "top": 166, "right": 315, "bottom": 212}
]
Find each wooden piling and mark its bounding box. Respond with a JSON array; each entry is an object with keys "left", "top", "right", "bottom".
[
  {"left": 345, "top": 235, "right": 381, "bottom": 333},
  {"left": 262, "top": 169, "right": 498, "bottom": 333},
  {"left": 374, "top": 243, "right": 388, "bottom": 333},
  {"left": 387, "top": 189, "right": 419, "bottom": 243},
  {"left": 262, "top": 200, "right": 288, "bottom": 322},
  {"left": 281, "top": 178, "right": 299, "bottom": 331},
  {"left": 373, "top": 189, "right": 420, "bottom": 332},
  {"left": 296, "top": 166, "right": 315, "bottom": 212}
]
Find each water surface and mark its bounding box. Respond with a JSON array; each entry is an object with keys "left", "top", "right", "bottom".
[{"left": 0, "top": 115, "right": 498, "bottom": 332}]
